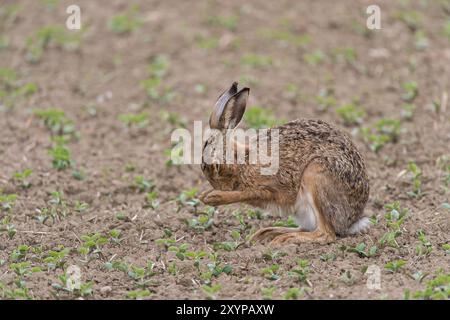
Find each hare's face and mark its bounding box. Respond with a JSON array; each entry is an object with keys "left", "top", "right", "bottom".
[{"left": 201, "top": 82, "right": 250, "bottom": 191}]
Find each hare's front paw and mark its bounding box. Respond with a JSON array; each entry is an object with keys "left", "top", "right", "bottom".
[
  {"left": 199, "top": 189, "right": 214, "bottom": 203},
  {"left": 201, "top": 190, "right": 226, "bottom": 206}
]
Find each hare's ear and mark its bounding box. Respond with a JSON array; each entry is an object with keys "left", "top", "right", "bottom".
[{"left": 210, "top": 82, "right": 249, "bottom": 130}]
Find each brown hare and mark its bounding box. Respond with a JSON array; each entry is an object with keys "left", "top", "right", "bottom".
[{"left": 199, "top": 82, "right": 370, "bottom": 245}]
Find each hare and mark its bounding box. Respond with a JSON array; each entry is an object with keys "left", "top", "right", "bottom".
[{"left": 199, "top": 82, "right": 370, "bottom": 245}]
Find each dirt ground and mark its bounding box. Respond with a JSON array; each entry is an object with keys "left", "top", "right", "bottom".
[{"left": 0, "top": 0, "right": 449, "bottom": 300}]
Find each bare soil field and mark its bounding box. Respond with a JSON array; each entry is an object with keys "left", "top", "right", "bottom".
[{"left": 0, "top": 0, "right": 449, "bottom": 299}]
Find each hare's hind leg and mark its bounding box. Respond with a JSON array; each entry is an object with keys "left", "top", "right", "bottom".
[
  {"left": 250, "top": 227, "right": 301, "bottom": 243},
  {"left": 270, "top": 164, "right": 336, "bottom": 245}
]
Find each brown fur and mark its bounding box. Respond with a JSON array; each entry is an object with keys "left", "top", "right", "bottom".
[{"left": 199, "top": 83, "right": 370, "bottom": 245}]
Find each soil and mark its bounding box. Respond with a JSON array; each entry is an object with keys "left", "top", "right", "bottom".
[{"left": 0, "top": 0, "right": 449, "bottom": 299}]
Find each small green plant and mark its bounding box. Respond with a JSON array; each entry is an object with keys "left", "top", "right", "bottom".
[
  {"left": 0, "top": 68, "right": 38, "bottom": 108},
  {"left": 303, "top": 50, "right": 326, "bottom": 65},
  {"left": 49, "top": 142, "right": 72, "bottom": 170},
  {"left": 108, "top": 4, "right": 142, "bottom": 34},
  {"left": 118, "top": 112, "right": 149, "bottom": 129},
  {"left": 208, "top": 15, "right": 238, "bottom": 31},
  {"left": 26, "top": 25, "right": 83, "bottom": 63},
  {"left": 34, "top": 108, "right": 75, "bottom": 136},
  {"left": 415, "top": 230, "right": 433, "bottom": 256},
  {"left": 43, "top": 246, "right": 70, "bottom": 270},
  {"left": 289, "top": 259, "right": 310, "bottom": 283},
  {"left": 202, "top": 284, "right": 221, "bottom": 300},
  {"left": 261, "top": 264, "right": 281, "bottom": 281},
  {"left": 336, "top": 102, "right": 365, "bottom": 126},
  {"left": 244, "top": 106, "right": 281, "bottom": 129},
  {"left": 0, "top": 192, "right": 18, "bottom": 211},
  {"left": 385, "top": 259, "right": 406, "bottom": 273},
  {"left": 406, "top": 162, "right": 422, "bottom": 198},
  {"left": 140, "top": 55, "right": 173, "bottom": 101},
  {"left": 315, "top": 88, "right": 336, "bottom": 112},
  {"left": 413, "top": 271, "right": 449, "bottom": 300},
  {"left": 241, "top": 54, "right": 273, "bottom": 69},
  {"left": 145, "top": 191, "right": 160, "bottom": 209},
  {"left": 347, "top": 243, "right": 378, "bottom": 258},
  {"left": 133, "top": 175, "right": 154, "bottom": 192},
  {"left": 402, "top": 81, "right": 419, "bottom": 102},
  {"left": 168, "top": 243, "right": 189, "bottom": 261},
  {"left": 273, "top": 216, "right": 298, "bottom": 228},
  {"left": 401, "top": 104, "right": 416, "bottom": 120},
  {"left": 261, "top": 286, "right": 277, "bottom": 300},
  {"left": 77, "top": 233, "right": 109, "bottom": 259},
  {"left": 443, "top": 21, "right": 450, "bottom": 40},
  {"left": 379, "top": 201, "right": 408, "bottom": 248},
  {"left": 126, "top": 289, "right": 151, "bottom": 300},
  {"left": 186, "top": 206, "right": 216, "bottom": 232},
  {"left": 331, "top": 47, "right": 357, "bottom": 64},
  {"left": 395, "top": 10, "right": 422, "bottom": 31},
  {"left": 361, "top": 118, "right": 402, "bottom": 152},
  {"left": 12, "top": 169, "right": 33, "bottom": 189},
  {"left": 52, "top": 272, "right": 93, "bottom": 297},
  {"left": 176, "top": 188, "right": 199, "bottom": 208}
]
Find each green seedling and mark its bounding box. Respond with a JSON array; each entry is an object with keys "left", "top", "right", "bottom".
[
  {"left": 52, "top": 272, "right": 93, "bottom": 297},
  {"left": 176, "top": 188, "right": 199, "bottom": 208},
  {"left": 77, "top": 233, "right": 108, "bottom": 258},
  {"left": 0, "top": 217, "right": 17, "bottom": 239},
  {"left": 261, "top": 264, "right": 281, "bottom": 281},
  {"left": 262, "top": 249, "right": 287, "bottom": 262},
  {"left": 244, "top": 106, "right": 280, "bottom": 129},
  {"left": 160, "top": 111, "right": 187, "bottom": 128},
  {"left": 126, "top": 289, "right": 151, "bottom": 300},
  {"left": 109, "top": 229, "right": 122, "bottom": 245},
  {"left": 385, "top": 259, "right": 406, "bottom": 273},
  {"left": 43, "top": 246, "right": 70, "bottom": 270},
  {"left": 241, "top": 54, "right": 273, "bottom": 69},
  {"left": 413, "top": 271, "right": 449, "bottom": 300},
  {"left": 168, "top": 243, "right": 189, "bottom": 261},
  {"left": 415, "top": 230, "right": 433, "bottom": 256},
  {"left": 336, "top": 102, "right": 365, "bottom": 126},
  {"left": 289, "top": 259, "right": 310, "bottom": 283},
  {"left": 402, "top": 81, "right": 419, "bottom": 102},
  {"left": 394, "top": 10, "right": 422, "bottom": 31},
  {"left": 443, "top": 21, "right": 450, "bottom": 40},
  {"left": 10, "top": 245, "right": 30, "bottom": 262},
  {"left": 108, "top": 4, "right": 142, "bottom": 34},
  {"left": 187, "top": 206, "right": 216, "bottom": 232},
  {"left": 186, "top": 250, "right": 208, "bottom": 270},
  {"left": 442, "top": 243, "right": 450, "bottom": 254},
  {"left": 140, "top": 55, "right": 173, "bottom": 101},
  {"left": 26, "top": 25, "right": 83, "bottom": 63},
  {"left": 273, "top": 216, "right": 298, "bottom": 228},
  {"left": 315, "top": 88, "right": 336, "bottom": 112},
  {"left": 331, "top": 47, "right": 357, "bottom": 64},
  {"left": 414, "top": 30, "right": 429, "bottom": 50},
  {"left": 411, "top": 271, "right": 427, "bottom": 283},
  {"left": 133, "top": 175, "right": 154, "bottom": 192},
  {"left": 49, "top": 141, "right": 72, "bottom": 170},
  {"left": 118, "top": 112, "right": 149, "bottom": 129},
  {"left": 0, "top": 4, "right": 22, "bottom": 28},
  {"left": 303, "top": 50, "right": 326, "bottom": 65},
  {"left": 208, "top": 15, "right": 238, "bottom": 31},
  {"left": 202, "top": 284, "right": 221, "bottom": 300},
  {"left": 145, "top": 191, "right": 159, "bottom": 209},
  {"left": 12, "top": 169, "right": 33, "bottom": 189},
  {"left": 33, "top": 108, "right": 75, "bottom": 135},
  {"left": 258, "top": 28, "right": 310, "bottom": 48},
  {"left": 406, "top": 162, "right": 422, "bottom": 198},
  {"left": 74, "top": 201, "right": 88, "bottom": 213},
  {"left": 261, "top": 286, "right": 277, "bottom": 300},
  {"left": 401, "top": 104, "right": 416, "bottom": 120},
  {"left": 0, "top": 192, "right": 17, "bottom": 211},
  {"left": 284, "top": 287, "right": 307, "bottom": 300},
  {"left": 347, "top": 243, "right": 378, "bottom": 258},
  {"left": 196, "top": 36, "right": 219, "bottom": 50},
  {"left": 378, "top": 201, "right": 408, "bottom": 248},
  {"left": 0, "top": 68, "right": 38, "bottom": 108}
]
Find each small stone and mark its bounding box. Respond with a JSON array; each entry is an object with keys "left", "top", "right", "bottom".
[{"left": 100, "top": 286, "right": 112, "bottom": 295}]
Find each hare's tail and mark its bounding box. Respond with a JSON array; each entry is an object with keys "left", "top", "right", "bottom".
[{"left": 347, "top": 216, "right": 371, "bottom": 235}]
